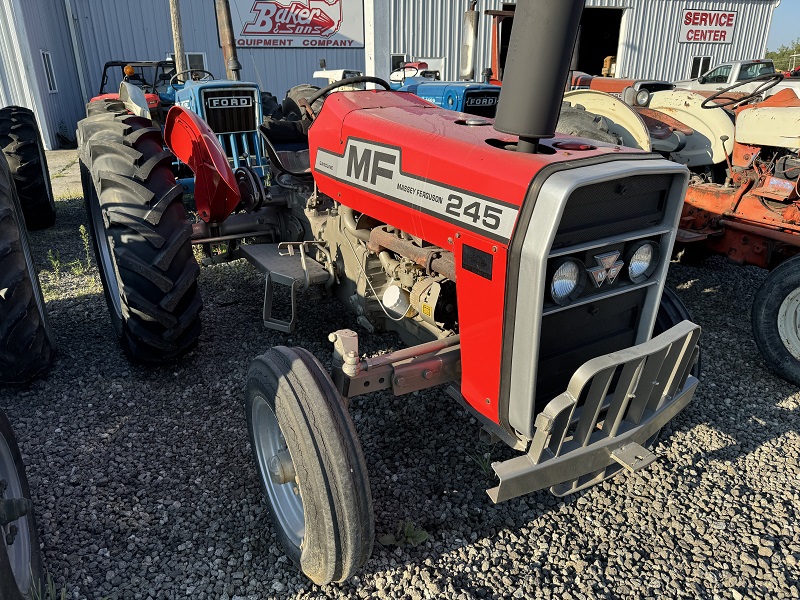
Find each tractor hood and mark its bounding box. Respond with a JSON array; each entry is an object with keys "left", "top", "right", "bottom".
[{"left": 309, "top": 89, "right": 647, "bottom": 250}]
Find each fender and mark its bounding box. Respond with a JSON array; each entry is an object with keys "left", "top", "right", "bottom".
[
  {"left": 164, "top": 106, "right": 240, "bottom": 223},
  {"left": 119, "top": 81, "right": 151, "bottom": 119},
  {"left": 563, "top": 89, "right": 652, "bottom": 151}
]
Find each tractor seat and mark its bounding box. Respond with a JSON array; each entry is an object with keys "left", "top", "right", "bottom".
[{"left": 258, "top": 119, "right": 312, "bottom": 177}]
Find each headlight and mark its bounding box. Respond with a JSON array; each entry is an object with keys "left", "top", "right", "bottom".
[
  {"left": 627, "top": 241, "right": 660, "bottom": 283},
  {"left": 635, "top": 88, "right": 651, "bottom": 106},
  {"left": 550, "top": 259, "right": 585, "bottom": 305}
]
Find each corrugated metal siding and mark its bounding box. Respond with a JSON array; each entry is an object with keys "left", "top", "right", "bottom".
[
  {"left": 597, "top": 0, "right": 781, "bottom": 81},
  {"left": 390, "top": 0, "right": 505, "bottom": 81},
  {"left": 389, "top": 0, "right": 779, "bottom": 83},
  {"left": 0, "top": 0, "right": 30, "bottom": 109},
  {"left": 16, "top": 0, "right": 85, "bottom": 148},
  {"left": 73, "top": 0, "right": 365, "bottom": 104}
]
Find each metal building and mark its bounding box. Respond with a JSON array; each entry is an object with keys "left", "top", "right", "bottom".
[{"left": 0, "top": 0, "right": 782, "bottom": 149}]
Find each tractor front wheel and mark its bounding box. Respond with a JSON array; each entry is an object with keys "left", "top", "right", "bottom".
[
  {"left": 245, "top": 346, "right": 374, "bottom": 585},
  {"left": 752, "top": 256, "right": 800, "bottom": 385},
  {"left": 77, "top": 103, "right": 202, "bottom": 364},
  {"left": 0, "top": 409, "right": 44, "bottom": 600}
]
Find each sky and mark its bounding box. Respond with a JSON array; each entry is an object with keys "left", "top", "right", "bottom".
[{"left": 767, "top": 1, "right": 800, "bottom": 51}]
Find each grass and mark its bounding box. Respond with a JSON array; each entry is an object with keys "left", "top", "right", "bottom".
[
  {"left": 30, "top": 571, "right": 111, "bottom": 600},
  {"left": 39, "top": 224, "right": 102, "bottom": 301},
  {"left": 378, "top": 520, "right": 430, "bottom": 548}
]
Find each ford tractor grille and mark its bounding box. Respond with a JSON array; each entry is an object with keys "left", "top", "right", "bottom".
[
  {"left": 202, "top": 88, "right": 258, "bottom": 133},
  {"left": 463, "top": 90, "right": 500, "bottom": 118}
]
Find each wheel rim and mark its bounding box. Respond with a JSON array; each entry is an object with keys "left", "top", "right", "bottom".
[
  {"left": 88, "top": 191, "right": 122, "bottom": 320},
  {"left": 251, "top": 395, "right": 305, "bottom": 548},
  {"left": 777, "top": 287, "right": 800, "bottom": 361},
  {"left": 0, "top": 433, "right": 32, "bottom": 594}
]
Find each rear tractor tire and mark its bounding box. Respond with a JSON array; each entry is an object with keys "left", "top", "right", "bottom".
[
  {"left": 752, "top": 255, "right": 800, "bottom": 386},
  {"left": 0, "top": 409, "right": 44, "bottom": 600},
  {"left": 0, "top": 106, "right": 56, "bottom": 230},
  {"left": 77, "top": 102, "right": 202, "bottom": 364},
  {"left": 0, "top": 153, "right": 54, "bottom": 384},
  {"left": 245, "top": 346, "right": 374, "bottom": 585}
]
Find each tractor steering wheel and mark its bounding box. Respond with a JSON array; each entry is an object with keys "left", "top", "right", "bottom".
[
  {"left": 701, "top": 72, "right": 785, "bottom": 109},
  {"left": 170, "top": 69, "right": 216, "bottom": 90},
  {"left": 304, "top": 76, "right": 392, "bottom": 112}
]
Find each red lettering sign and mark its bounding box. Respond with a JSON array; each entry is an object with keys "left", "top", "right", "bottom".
[
  {"left": 680, "top": 10, "right": 735, "bottom": 45},
  {"left": 242, "top": 0, "right": 341, "bottom": 37}
]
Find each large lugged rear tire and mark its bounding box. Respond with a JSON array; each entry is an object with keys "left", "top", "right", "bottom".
[
  {"left": 77, "top": 102, "right": 202, "bottom": 364},
  {"left": 752, "top": 255, "right": 800, "bottom": 386},
  {"left": 0, "top": 154, "right": 54, "bottom": 383},
  {"left": 245, "top": 346, "right": 374, "bottom": 585},
  {"left": 0, "top": 106, "right": 56, "bottom": 230},
  {"left": 0, "top": 408, "right": 44, "bottom": 600}
]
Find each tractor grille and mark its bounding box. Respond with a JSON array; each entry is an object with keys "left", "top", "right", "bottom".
[
  {"left": 202, "top": 88, "right": 258, "bottom": 133},
  {"left": 553, "top": 174, "right": 670, "bottom": 249},
  {"left": 502, "top": 159, "right": 688, "bottom": 440},
  {"left": 463, "top": 90, "right": 500, "bottom": 118}
]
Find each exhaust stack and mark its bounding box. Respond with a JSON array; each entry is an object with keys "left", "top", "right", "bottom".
[
  {"left": 459, "top": 1, "right": 479, "bottom": 81},
  {"left": 493, "top": 0, "right": 584, "bottom": 154},
  {"left": 216, "top": 0, "right": 243, "bottom": 81}
]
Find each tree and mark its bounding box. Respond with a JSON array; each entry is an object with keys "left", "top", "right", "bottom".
[{"left": 766, "top": 38, "right": 800, "bottom": 72}]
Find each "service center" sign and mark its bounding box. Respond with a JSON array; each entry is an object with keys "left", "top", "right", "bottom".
[{"left": 679, "top": 9, "right": 736, "bottom": 44}]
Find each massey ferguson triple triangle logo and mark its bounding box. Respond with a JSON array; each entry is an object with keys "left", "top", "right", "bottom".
[{"left": 242, "top": 0, "right": 342, "bottom": 37}]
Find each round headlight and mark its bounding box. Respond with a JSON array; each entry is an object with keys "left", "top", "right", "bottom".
[
  {"left": 627, "top": 242, "right": 660, "bottom": 283},
  {"left": 551, "top": 259, "right": 584, "bottom": 305},
  {"left": 635, "top": 88, "right": 651, "bottom": 106}
]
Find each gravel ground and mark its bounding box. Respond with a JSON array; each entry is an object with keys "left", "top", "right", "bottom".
[{"left": 2, "top": 159, "right": 799, "bottom": 599}]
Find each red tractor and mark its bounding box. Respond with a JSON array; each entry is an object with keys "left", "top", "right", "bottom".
[{"left": 78, "top": 0, "right": 700, "bottom": 585}]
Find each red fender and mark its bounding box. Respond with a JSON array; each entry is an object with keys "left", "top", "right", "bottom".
[{"left": 164, "top": 105, "right": 240, "bottom": 223}]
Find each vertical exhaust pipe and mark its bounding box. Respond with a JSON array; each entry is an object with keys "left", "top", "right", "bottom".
[
  {"left": 216, "top": 0, "right": 243, "bottom": 81},
  {"left": 459, "top": 1, "right": 479, "bottom": 81},
  {"left": 493, "top": 0, "right": 584, "bottom": 153}
]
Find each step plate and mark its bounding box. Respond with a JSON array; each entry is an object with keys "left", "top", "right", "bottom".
[{"left": 238, "top": 243, "right": 329, "bottom": 285}]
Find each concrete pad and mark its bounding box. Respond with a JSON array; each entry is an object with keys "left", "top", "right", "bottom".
[{"left": 46, "top": 149, "right": 82, "bottom": 199}]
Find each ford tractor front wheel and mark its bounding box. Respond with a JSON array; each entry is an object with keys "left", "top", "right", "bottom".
[{"left": 77, "top": 102, "right": 202, "bottom": 364}]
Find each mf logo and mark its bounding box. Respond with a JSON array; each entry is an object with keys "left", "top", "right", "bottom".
[
  {"left": 346, "top": 144, "right": 396, "bottom": 185},
  {"left": 207, "top": 96, "right": 253, "bottom": 109},
  {"left": 243, "top": 0, "right": 342, "bottom": 37}
]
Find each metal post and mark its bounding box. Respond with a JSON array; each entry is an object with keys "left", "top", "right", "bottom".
[
  {"left": 215, "top": 0, "right": 243, "bottom": 81},
  {"left": 169, "top": 0, "right": 187, "bottom": 75}
]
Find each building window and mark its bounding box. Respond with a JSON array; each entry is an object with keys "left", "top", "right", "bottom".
[
  {"left": 690, "top": 56, "right": 712, "bottom": 79},
  {"left": 391, "top": 54, "right": 407, "bottom": 72},
  {"left": 167, "top": 52, "right": 208, "bottom": 72},
  {"left": 41, "top": 51, "right": 58, "bottom": 93}
]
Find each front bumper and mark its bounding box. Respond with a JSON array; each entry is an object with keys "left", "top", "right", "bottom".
[{"left": 487, "top": 320, "right": 701, "bottom": 503}]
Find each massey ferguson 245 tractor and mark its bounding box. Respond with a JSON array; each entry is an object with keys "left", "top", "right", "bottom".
[{"left": 78, "top": 0, "right": 701, "bottom": 585}]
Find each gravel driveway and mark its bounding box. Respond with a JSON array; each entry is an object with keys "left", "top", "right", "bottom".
[{"left": 2, "top": 156, "right": 799, "bottom": 599}]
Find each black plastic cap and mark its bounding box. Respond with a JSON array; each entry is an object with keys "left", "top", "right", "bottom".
[{"left": 493, "top": 0, "right": 584, "bottom": 148}]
